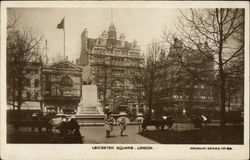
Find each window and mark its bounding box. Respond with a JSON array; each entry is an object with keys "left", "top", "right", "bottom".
[
  {"left": 34, "top": 69, "right": 39, "bottom": 74},
  {"left": 26, "top": 92, "right": 31, "bottom": 100},
  {"left": 26, "top": 69, "right": 31, "bottom": 74},
  {"left": 45, "top": 77, "right": 51, "bottom": 92},
  {"left": 34, "top": 92, "right": 38, "bottom": 100},
  {"left": 139, "top": 109, "right": 143, "bottom": 113},
  {"left": 235, "top": 97, "right": 238, "bottom": 103},
  {"left": 34, "top": 79, "right": 39, "bottom": 87},
  {"left": 60, "top": 76, "right": 73, "bottom": 87},
  {"left": 26, "top": 79, "right": 31, "bottom": 87}
]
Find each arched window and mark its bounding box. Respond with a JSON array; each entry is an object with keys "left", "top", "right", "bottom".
[
  {"left": 60, "top": 75, "right": 73, "bottom": 87},
  {"left": 111, "top": 80, "right": 124, "bottom": 88}
]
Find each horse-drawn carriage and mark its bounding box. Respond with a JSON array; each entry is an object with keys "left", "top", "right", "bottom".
[{"left": 141, "top": 116, "right": 174, "bottom": 131}]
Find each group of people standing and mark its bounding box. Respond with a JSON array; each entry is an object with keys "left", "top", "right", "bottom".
[
  {"left": 58, "top": 116, "right": 82, "bottom": 143},
  {"left": 104, "top": 112, "right": 129, "bottom": 138}
]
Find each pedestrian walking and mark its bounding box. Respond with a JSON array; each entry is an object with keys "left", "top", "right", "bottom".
[
  {"left": 136, "top": 113, "right": 144, "bottom": 133},
  {"left": 164, "top": 115, "right": 174, "bottom": 130},
  {"left": 31, "top": 113, "right": 38, "bottom": 132},
  {"left": 117, "top": 112, "right": 129, "bottom": 136},
  {"left": 45, "top": 113, "right": 53, "bottom": 133},
  {"left": 104, "top": 112, "right": 115, "bottom": 138}
]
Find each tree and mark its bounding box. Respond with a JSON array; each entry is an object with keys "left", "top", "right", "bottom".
[
  {"left": 163, "top": 9, "right": 244, "bottom": 127},
  {"left": 130, "top": 64, "right": 146, "bottom": 113},
  {"left": 102, "top": 64, "right": 108, "bottom": 109},
  {"left": 224, "top": 55, "right": 244, "bottom": 111},
  {"left": 130, "top": 40, "right": 163, "bottom": 119},
  {"left": 7, "top": 12, "right": 43, "bottom": 112}
]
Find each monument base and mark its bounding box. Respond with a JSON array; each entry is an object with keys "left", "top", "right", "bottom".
[
  {"left": 77, "top": 106, "right": 100, "bottom": 115},
  {"left": 75, "top": 114, "right": 105, "bottom": 124},
  {"left": 76, "top": 85, "right": 104, "bottom": 123}
]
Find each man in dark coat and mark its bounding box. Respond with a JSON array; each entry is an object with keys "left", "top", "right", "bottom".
[
  {"left": 67, "top": 116, "right": 82, "bottom": 143},
  {"left": 59, "top": 117, "right": 69, "bottom": 142}
]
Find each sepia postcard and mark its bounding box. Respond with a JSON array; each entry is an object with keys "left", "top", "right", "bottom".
[{"left": 0, "top": 1, "right": 249, "bottom": 160}]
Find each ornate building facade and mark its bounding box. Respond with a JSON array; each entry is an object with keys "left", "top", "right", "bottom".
[
  {"left": 76, "top": 23, "right": 145, "bottom": 114},
  {"left": 42, "top": 60, "right": 82, "bottom": 114},
  {"left": 152, "top": 39, "right": 216, "bottom": 117}
]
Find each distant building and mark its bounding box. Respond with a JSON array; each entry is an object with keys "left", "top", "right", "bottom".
[
  {"left": 41, "top": 60, "right": 82, "bottom": 114},
  {"left": 152, "top": 39, "right": 216, "bottom": 116},
  {"left": 76, "top": 23, "right": 145, "bottom": 114},
  {"left": 227, "top": 88, "right": 243, "bottom": 111},
  {"left": 7, "top": 61, "right": 42, "bottom": 111},
  {"left": 224, "top": 56, "right": 244, "bottom": 112}
]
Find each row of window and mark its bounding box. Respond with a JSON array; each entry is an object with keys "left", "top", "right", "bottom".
[
  {"left": 230, "top": 96, "right": 242, "bottom": 104},
  {"left": 26, "top": 69, "right": 39, "bottom": 75},
  {"left": 171, "top": 95, "right": 213, "bottom": 100},
  {"left": 111, "top": 69, "right": 125, "bottom": 77},
  {"left": 128, "top": 51, "right": 139, "bottom": 57},
  {"left": 25, "top": 92, "right": 39, "bottom": 101},
  {"left": 45, "top": 75, "right": 81, "bottom": 84},
  {"left": 92, "top": 48, "right": 141, "bottom": 57},
  {"left": 156, "top": 82, "right": 208, "bottom": 89},
  {"left": 26, "top": 79, "right": 39, "bottom": 88},
  {"left": 45, "top": 87, "right": 81, "bottom": 97}
]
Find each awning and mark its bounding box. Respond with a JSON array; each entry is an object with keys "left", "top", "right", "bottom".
[{"left": 7, "top": 101, "right": 41, "bottom": 110}]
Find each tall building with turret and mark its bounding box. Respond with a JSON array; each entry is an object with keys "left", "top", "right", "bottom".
[{"left": 76, "top": 23, "right": 145, "bottom": 115}]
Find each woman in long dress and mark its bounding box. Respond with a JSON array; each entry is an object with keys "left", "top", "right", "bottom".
[
  {"left": 104, "top": 112, "right": 115, "bottom": 138},
  {"left": 117, "top": 112, "right": 130, "bottom": 136}
]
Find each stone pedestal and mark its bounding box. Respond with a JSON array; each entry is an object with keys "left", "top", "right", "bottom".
[{"left": 77, "top": 85, "right": 103, "bottom": 115}]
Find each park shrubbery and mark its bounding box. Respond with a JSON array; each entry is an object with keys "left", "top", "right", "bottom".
[{"left": 140, "top": 125, "right": 243, "bottom": 144}]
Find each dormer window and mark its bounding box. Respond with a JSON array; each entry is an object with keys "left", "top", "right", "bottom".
[{"left": 108, "top": 43, "right": 112, "bottom": 49}]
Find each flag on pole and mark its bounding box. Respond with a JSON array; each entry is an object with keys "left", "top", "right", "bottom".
[{"left": 57, "top": 18, "right": 64, "bottom": 30}]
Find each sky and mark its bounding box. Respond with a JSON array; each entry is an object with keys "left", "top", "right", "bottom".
[{"left": 8, "top": 8, "right": 179, "bottom": 62}]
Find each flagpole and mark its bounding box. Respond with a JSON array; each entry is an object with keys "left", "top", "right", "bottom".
[{"left": 64, "top": 17, "right": 65, "bottom": 59}]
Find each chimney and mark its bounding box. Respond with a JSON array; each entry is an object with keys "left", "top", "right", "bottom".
[{"left": 120, "top": 33, "right": 125, "bottom": 47}]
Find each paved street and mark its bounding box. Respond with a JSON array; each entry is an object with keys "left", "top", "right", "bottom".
[
  {"left": 80, "top": 125, "right": 158, "bottom": 144},
  {"left": 7, "top": 122, "right": 224, "bottom": 144},
  {"left": 79, "top": 123, "right": 204, "bottom": 144}
]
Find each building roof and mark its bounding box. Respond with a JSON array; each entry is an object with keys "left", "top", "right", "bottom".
[
  {"left": 44, "top": 60, "right": 82, "bottom": 71},
  {"left": 87, "top": 38, "right": 140, "bottom": 51},
  {"left": 84, "top": 23, "right": 141, "bottom": 52}
]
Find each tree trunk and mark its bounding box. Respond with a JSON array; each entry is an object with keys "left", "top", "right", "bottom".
[
  {"left": 12, "top": 71, "right": 16, "bottom": 110},
  {"left": 104, "top": 65, "right": 107, "bottom": 107},
  {"left": 218, "top": 9, "right": 226, "bottom": 128},
  {"left": 148, "top": 68, "right": 155, "bottom": 120},
  {"left": 219, "top": 53, "right": 226, "bottom": 127},
  {"left": 220, "top": 77, "right": 226, "bottom": 127},
  {"left": 12, "top": 85, "right": 15, "bottom": 110},
  {"left": 187, "top": 81, "right": 195, "bottom": 114}
]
